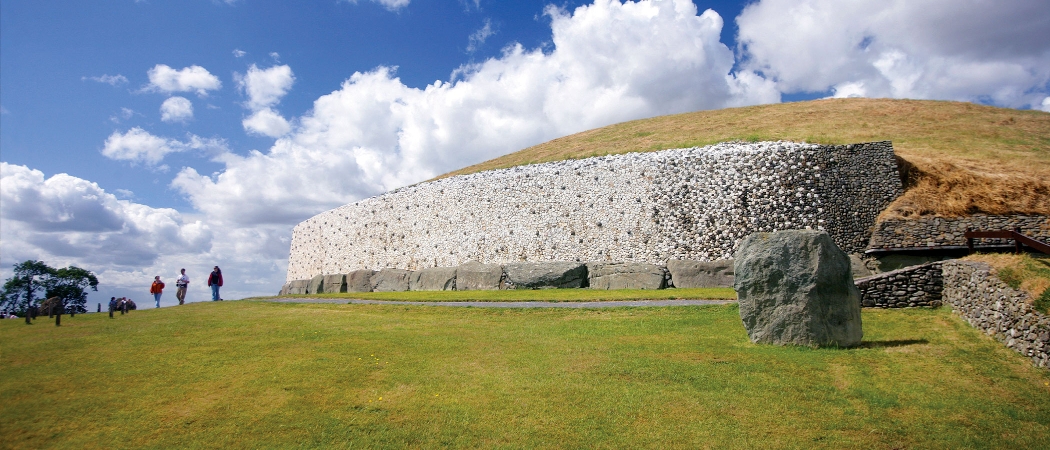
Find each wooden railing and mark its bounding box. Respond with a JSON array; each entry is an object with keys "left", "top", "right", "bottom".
[{"left": 965, "top": 228, "right": 1050, "bottom": 254}]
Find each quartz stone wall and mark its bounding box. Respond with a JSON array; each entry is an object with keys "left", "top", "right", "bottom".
[{"left": 287, "top": 141, "right": 902, "bottom": 282}]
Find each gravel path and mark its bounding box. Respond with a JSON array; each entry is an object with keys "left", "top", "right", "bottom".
[{"left": 266, "top": 298, "right": 734, "bottom": 308}]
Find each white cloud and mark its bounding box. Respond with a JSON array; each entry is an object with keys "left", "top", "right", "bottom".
[
  {"left": 467, "top": 19, "right": 495, "bottom": 53},
  {"left": 146, "top": 64, "right": 222, "bottom": 97},
  {"left": 340, "top": 0, "right": 411, "bottom": 11},
  {"left": 1041, "top": 97, "right": 1050, "bottom": 112},
  {"left": 0, "top": 163, "right": 212, "bottom": 269},
  {"left": 160, "top": 96, "right": 194, "bottom": 123},
  {"left": 237, "top": 64, "right": 295, "bottom": 110},
  {"left": 172, "top": 0, "right": 778, "bottom": 230},
  {"left": 86, "top": 74, "right": 129, "bottom": 86},
  {"left": 102, "top": 127, "right": 228, "bottom": 168},
  {"left": 736, "top": 0, "right": 1050, "bottom": 109},
  {"left": 269, "top": 52, "right": 281, "bottom": 62},
  {"left": 232, "top": 49, "right": 247, "bottom": 58},
  {"left": 243, "top": 108, "right": 292, "bottom": 137}
]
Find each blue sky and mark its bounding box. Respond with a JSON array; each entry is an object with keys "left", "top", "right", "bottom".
[{"left": 1, "top": 0, "right": 1048, "bottom": 307}]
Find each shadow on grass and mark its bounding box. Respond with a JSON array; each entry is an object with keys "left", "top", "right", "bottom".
[{"left": 858, "top": 339, "right": 929, "bottom": 349}]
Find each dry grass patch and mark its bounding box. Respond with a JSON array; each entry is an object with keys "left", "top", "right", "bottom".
[{"left": 438, "top": 98, "right": 1050, "bottom": 219}]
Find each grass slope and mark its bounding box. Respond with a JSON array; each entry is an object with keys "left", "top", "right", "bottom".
[
  {"left": 2, "top": 301, "right": 1048, "bottom": 448},
  {"left": 440, "top": 98, "right": 1050, "bottom": 219}
]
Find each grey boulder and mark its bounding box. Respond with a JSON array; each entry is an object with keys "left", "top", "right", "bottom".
[
  {"left": 323, "top": 274, "right": 347, "bottom": 293},
  {"left": 285, "top": 279, "right": 309, "bottom": 295},
  {"left": 504, "top": 262, "right": 587, "bottom": 289},
  {"left": 456, "top": 261, "right": 506, "bottom": 290},
  {"left": 666, "top": 259, "right": 734, "bottom": 288},
  {"left": 734, "top": 229, "right": 863, "bottom": 348},
  {"left": 410, "top": 267, "right": 457, "bottom": 291},
  {"left": 587, "top": 262, "right": 665, "bottom": 290},
  {"left": 371, "top": 269, "right": 412, "bottom": 292},
  {"left": 307, "top": 274, "right": 326, "bottom": 295},
  {"left": 346, "top": 269, "right": 376, "bottom": 292}
]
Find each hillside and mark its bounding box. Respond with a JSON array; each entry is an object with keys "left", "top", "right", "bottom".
[{"left": 439, "top": 98, "right": 1050, "bottom": 219}]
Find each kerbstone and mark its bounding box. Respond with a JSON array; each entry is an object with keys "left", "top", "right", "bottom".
[
  {"left": 457, "top": 261, "right": 505, "bottom": 290},
  {"left": 504, "top": 262, "right": 587, "bottom": 289},
  {"left": 323, "top": 274, "right": 347, "bottom": 293},
  {"left": 287, "top": 279, "right": 309, "bottom": 295},
  {"left": 734, "top": 230, "right": 863, "bottom": 348},
  {"left": 587, "top": 262, "right": 665, "bottom": 290},
  {"left": 666, "top": 259, "right": 734, "bottom": 288},
  {"left": 347, "top": 270, "right": 375, "bottom": 292},
  {"left": 307, "top": 275, "right": 325, "bottom": 295},
  {"left": 371, "top": 269, "right": 412, "bottom": 292},
  {"left": 410, "top": 267, "right": 457, "bottom": 291}
]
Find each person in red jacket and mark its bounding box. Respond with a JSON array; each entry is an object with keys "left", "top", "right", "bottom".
[
  {"left": 208, "top": 266, "right": 223, "bottom": 301},
  {"left": 150, "top": 276, "right": 165, "bottom": 308}
]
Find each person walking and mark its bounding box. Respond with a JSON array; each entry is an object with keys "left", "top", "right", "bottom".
[
  {"left": 150, "top": 276, "right": 165, "bottom": 308},
  {"left": 208, "top": 266, "right": 223, "bottom": 301},
  {"left": 175, "top": 268, "right": 190, "bottom": 305}
]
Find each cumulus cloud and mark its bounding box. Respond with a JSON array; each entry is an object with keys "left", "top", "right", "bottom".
[
  {"left": 237, "top": 64, "right": 295, "bottom": 110},
  {"left": 736, "top": 0, "right": 1050, "bottom": 109},
  {"left": 160, "top": 96, "right": 194, "bottom": 123},
  {"left": 86, "top": 74, "right": 129, "bottom": 86},
  {"left": 243, "top": 108, "right": 292, "bottom": 137},
  {"left": 102, "top": 127, "right": 228, "bottom": 168},
  {"left": 0, "top": 163, "right": 212, "bottom": 268},
  {"left": 171, "top": 0, "right": 778, "bottom": 229},
  {"left": 146, "top": 64, "right": 222, "bottom": 97},
  {"left": 1041, "top": 97, "right": 1050, "bottom": 112}
]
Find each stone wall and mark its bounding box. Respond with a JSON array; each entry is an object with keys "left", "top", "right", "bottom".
[
  {"left": 854, "top": 262, "right": 943, "bottom": 308},
  {"left": 942, "top": 260, "right": 1049, "bottom": 369},
  {"left": 868, "top": 214, "right": 1050, "bottom": 250},
  {"left": 287, "top": 141, "right": 902, "bottom": 282}
]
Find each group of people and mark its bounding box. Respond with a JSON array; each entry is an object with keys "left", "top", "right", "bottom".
[{"left": 149, "top": 266, "right": 224, "bottom": 308}]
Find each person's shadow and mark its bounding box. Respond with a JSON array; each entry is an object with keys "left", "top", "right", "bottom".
[{"left": 858, "top": 339, "right": 928, "bottom": 349}]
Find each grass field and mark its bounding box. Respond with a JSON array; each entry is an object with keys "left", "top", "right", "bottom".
[
  {"left": 273, "top": 287, "right": 736, "bottom": 302},
  {"left": 2, "top": 300, "right": 1048, "bottom": 449},
  {"left": 439, "top": 98, "right": 1050, "bottom": 219}
]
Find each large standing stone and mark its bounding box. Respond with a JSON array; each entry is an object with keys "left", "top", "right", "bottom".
[
  {"left": 587, "top": 262, "right": 665, "bottom": 290},
  {"left": 371, "top": 269, "right": 412, "bottom": 292},
  {"left": 347, "top": 270, "right": 375, "bottom": 292},
  {"left": 410, "top": 267, "right": 457, "bottom": 291},
  {"left": 666, "top": 259, "right": 734, "bottom": 288},
  {"left": 456, "top": 261, "right": 506, "bottom": 290},
  {"left": 307, "top": 275, "right": 326, "bottom": 295},
  {"left": 734, "top": 230, "right": 863, "bottom": 348},
  {"left": 504, "top": 262, "right": 587, "bottom": 289},
  {"left": 323, "top": 274, "right": 347, "bottom": 293}
]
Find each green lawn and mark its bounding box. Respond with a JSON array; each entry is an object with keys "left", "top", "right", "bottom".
[
  {"left": 271, "top": 287, "right": 736, "bottom": 302},
  {"left": 2, "top": 301, "right": 1048, "bottom": 449}
]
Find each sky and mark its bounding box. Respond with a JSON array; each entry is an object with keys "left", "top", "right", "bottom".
[{"left": 2, "top": 0, "right": 1049, "bottom": 308}]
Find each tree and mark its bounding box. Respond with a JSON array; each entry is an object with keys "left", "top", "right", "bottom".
[
  {"left": 0, "top": 261, "right": 99, "bottom": 317},
  {"left": 46, "top": 266, "right": 99, "bottom": 315},
  {"left": 0, "top": 260, "right": 54, "bottom": 316}
]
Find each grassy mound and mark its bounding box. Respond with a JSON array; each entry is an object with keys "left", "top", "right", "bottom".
[
  {"left": 440, "top": 98, "right": 1050, "bottom": 219},
  {"left": 2, "top": 301, "right": 1048, "bottom": 448}
]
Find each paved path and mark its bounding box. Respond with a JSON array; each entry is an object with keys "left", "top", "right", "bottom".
[{"left": 266, "top": 298, "right": 734, "bottom": 308}]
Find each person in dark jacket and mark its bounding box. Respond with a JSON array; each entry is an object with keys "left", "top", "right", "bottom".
[{"left": 208, "top": 266, "right": 223, "bottom": 301}]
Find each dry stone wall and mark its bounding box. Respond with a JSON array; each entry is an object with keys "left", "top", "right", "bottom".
[
  {"left": 868, "top": 214, "right": 1050, "bottom": 250},
  {"left": 942, "top": 260, "right": 1049, "bottom": 368},
  {"left": 854, "top": 262, "right": 944, "bottom": 308},
  {"left": 287, "top": 141, "right": 902, "bottom": 282}
]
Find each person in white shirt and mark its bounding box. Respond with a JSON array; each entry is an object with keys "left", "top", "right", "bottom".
[{"left": 175, "top": 268, "right": 190, "bottom": 305}]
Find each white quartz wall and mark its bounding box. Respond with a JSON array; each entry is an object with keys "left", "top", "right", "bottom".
[{"left": 287, "top": 141, "right": 901, "bottom": 281}]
